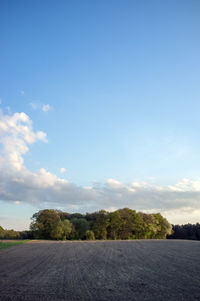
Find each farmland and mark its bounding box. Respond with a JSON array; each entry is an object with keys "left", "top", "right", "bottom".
[{"left": 0, "top": 240, "right": 200, "bottom": 300}]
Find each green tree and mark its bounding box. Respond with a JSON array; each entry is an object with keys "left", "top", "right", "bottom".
[
  {"left": 51, "top": 221, "right": 64, "bottom": 240},
  {"left": 138, "top": 212, "right": 158, "bottom": 239},
  {"left": 152, "top": 213, "right": 172, "bottom": 239},
  {"left": 0, "top": 226, "right": 5, "bottom": 239},
  {"left": 62, "top": 219, "right": 73, "bottom": 240},
  {"left": 29, "top": 208, "right": 172, "bottom": 241},
  {"left": 107, "top": 211, "right": 123, "bottom": 239},
  {"left": 57, "top": 211, "right": 70, "bottom": 221},
  {"left": 31, "top": 209, "right": 72, "bottom": 240},
  {"left": 70, "top": 218, "right": 89, "bottom": 239},
  {"left": 4, "top": 229, "right": 20, "bottom": 239},
  {"left": 31, "top": 209, "right": 66, "bottom": 240},
  {"left": 117, "top": 208, "right": 141, "bottom": 239},
  {"left": 92, "top": 210, "right": 109, "bottom": 240},
  {"left": 85, "top": 230, "right": 95, "bottom": 240}
]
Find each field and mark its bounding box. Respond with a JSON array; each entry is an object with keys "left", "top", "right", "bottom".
[{"left": 0, "top": 240, "right": 200, "bottom": 301}]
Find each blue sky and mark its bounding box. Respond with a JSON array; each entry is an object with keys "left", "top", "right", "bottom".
[{"left": 1, "top": 0, "right": 200, "bottom": 230}]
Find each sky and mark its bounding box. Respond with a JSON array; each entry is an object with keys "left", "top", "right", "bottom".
[{"left": 0, "top": 0, "right": 200, "bottom": 230}]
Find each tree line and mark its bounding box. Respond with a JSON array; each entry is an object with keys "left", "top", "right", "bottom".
[
  {"left": 2, "top": 210, "right": 200, "bottom": 241},
  {"left": 0, "top": 226, "right": 32, "bottom": 240},
  {"left": 29, "top": 208, "right": 172, "bottom": 240},
  {"left": 167, "top": 223, "right": 200, "bottom": 240}
]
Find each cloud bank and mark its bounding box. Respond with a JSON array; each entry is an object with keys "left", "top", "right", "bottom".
[{"left": 0, "top": 110, "right": 200, "bottom": 224}]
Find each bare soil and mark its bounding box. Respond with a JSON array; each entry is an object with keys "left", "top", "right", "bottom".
[{"left": 0, "top": 240, "right": 200, "bottom": 301}]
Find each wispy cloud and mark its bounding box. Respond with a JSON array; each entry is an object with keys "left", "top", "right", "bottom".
[
  {"left": 42, "top": 104, "right": 51, "bottom": 112},
  {"left": 30, "top": 102, "right": 39, "bottom": 110},
  {"left": 60, "top": 167, "right": 66, "bottom": 174},
  {"left": 29, "top": 102, "right": 52, "bottom": 112},
  {"left": 20, "top": 90, "right": 25, "bottom": 95}
]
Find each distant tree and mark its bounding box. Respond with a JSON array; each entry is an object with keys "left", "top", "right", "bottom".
[
  {"left": 168, "top": 225, "right": 185, "bottom": 239},
  {"left": 29, "top": 208, "right": 173, "bottom": 241},
  {"left": 117, "top": 208, "right": 141, "bottom": 239},
  {"left": 70, "top": 218, "right": 89, "bottom": 240},
  {"left": 107, "top": 211, "right": 123, "bottom": 240},
  {"left": 85, "top": 212, "right": 101, "bottom": 230},
  {"left": 152, "top": 213, "right": 172, "bottom": 239},
  {"left": 168, "top": 223, "right": 200, "bottom": 240},
  {"left": 30, "top": 209, "right": 72, "bottom": 240},
  {"left": 62, "top": 219, "right": 73, "bottom": 240},
  {"left": 92, "top": 210, "right": 109, "bottom": 240},
  {"left": 0, "top": 226, "right": 5, "bottom": 239},
  {"left": 57, "top": 211, "right": 70, "bottom": 221},
  {"left": 19, "top": 230, "right": 33, "bottom": 240},
  {"left": 138, "top": 212, "right": 156, "bottom": 238},
  {"left": 30, "top": 209, "right": 60, "bottom": 239},
  {"left": 70, "top": 213, "right": 83, "bottom": 219},
  {"left": 4, "top": 229, "right": 20, "bottom": 239},
  {"left": 85, "top": 230, "right": 95, "bottom": 240},
  {"left": 51, "top": 221, "right": 65, "bottom": 240},
  {"left": 196, "top": 223, "right": 200, "bottom": 240}
]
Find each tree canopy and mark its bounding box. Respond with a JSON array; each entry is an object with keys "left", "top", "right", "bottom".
[
  {"left": 2, "top": 212, "right": 200, "bottom": 241},
  {"left": 30, "top": 209, "right": 72, "bottom": 240},
  {"left": 0, "top": 226, "right": 20, "bottom": 239},
  {"left": 29, "top": 208, "right": 172, "bottom": 240},
  {"left": 167, "top": 223, "right": 200, "bottom": 240}
]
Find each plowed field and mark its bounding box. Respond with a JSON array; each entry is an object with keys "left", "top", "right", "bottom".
[{"left": 0, "top": 240, "right": 200, "bottom": 301}]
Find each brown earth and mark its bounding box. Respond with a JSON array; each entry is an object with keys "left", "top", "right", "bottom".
[{"left": 0, "top": 240, "right": 200, "bottom": 301}]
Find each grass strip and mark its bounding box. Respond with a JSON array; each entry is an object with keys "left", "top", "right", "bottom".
[{"left": 0, "top": 240, "right": 29, "bottom": 250}]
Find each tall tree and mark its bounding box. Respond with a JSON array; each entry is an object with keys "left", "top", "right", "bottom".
[
  {"left": 92, "top": 210, "right": 109, "bottom": 239},
  {"left": 30, "top": 209, "right": 72, "bottom": 240},
  {"left": 117, "top": 208, "right": 141, "bottom": 239},
  {"left": 107, "top": 211, "right": 123, "bottom": 240},
  {"left": 0, "top": 226, "right": 5, "bottom": 239},
  {"left": 70, "top": 218, "right": 89, "bottom": 240}
]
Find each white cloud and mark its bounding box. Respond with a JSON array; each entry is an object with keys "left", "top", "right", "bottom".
[
  {"left": 29, "top": 102, "right": 39, "bottom": 110},
  {"left": 0, "top": 110, "right": 47, "bottom": 171},
  {"left": 29, "top": 103, "right": 52, "bottom": 112},
  {"left": 168, "top": 178, "right": 200, "bottom": 192},
  {"left": 106, "top": 178, "right": 123, "bottom": 189},
  {"left": 131, "top": 181, "right": 147, "bottom": 188},
  {"left": 60, "top": 167, "right": 66, "bottom": 173},
  {"left": 20, "top": 90, "right": 25, "bottom": 95},
  {"left": 42, "top": 104, "right": 51, "bottom": 112},
  {"left": 1, "top": 109, "right": 200, "bottom": 224}
]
